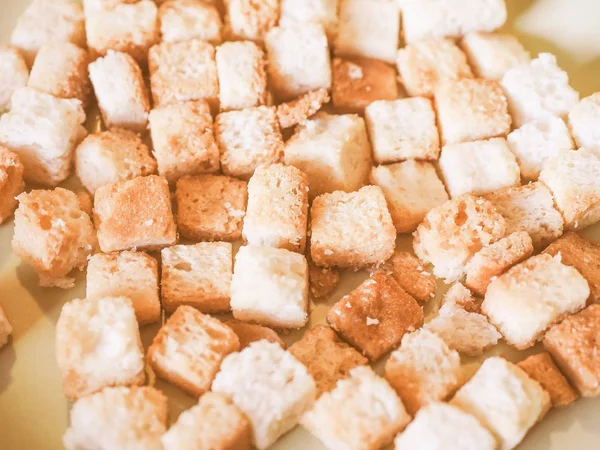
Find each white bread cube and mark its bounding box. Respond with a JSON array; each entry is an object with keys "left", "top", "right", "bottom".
[
  {"left": 284, "top": 112, "right": 372, "bottom": 198},
  {"left": 159, "top": 0, "right": 222, "bottom": 44},
  {"left": 461, "top": 32, "right": 530, "bottom": 80},
  {"left": 501, "top": 53, "right": 579, "bottom": 127},
  {"left": 82, "top": 0, "right": 140, "bottom": 15},
  {"left": 0, "top": 147, "right": 25, "bottom": 225},
  {"left": 276, "top": 88, "right": 330, "bottom": 129},
  {"left": 451, "top": 357, "right": 551, "bottom": 450},
  {"left": 230, "top": 245, "right": 309, "bottom": 329},
  {"left": 212, "top": 340, "right": 317, "bottom": 450},
  {"left": 302, "top": 366, "right": 410, "bottom": 450},
  {"left": 371, "top": 161, "right": 449, "bottom": 233},
  {"left": 56, "top": 297, "right": 145, "bottom": 400},
  {"left": 265, "top": 24, "right": 332, "bottom": 101},
  {"left": 568, "top": 92, "right": 600, "bottom": 149},
  {"left": 280, "top": 0, "right": 339, "bottom": 40},
  {"left": 224, "top": 0, "right": 279, "bottom": 43},
  {"left": 0, "top": 303, "right": 12, "bottom": 348},
  {"left": 482, "top": 254, "right": 589, "bottom": 349},
  {"left": 0, "top": 46, "right": 28, "bottom": 113}
]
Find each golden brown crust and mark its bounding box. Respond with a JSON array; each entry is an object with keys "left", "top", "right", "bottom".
[
  {"left": 223, "top": 0, "right": 279, "bottom": 42},
  {"left": 308, "top": 262, "right": 340, "bottom": 300},
  {"left": 276, "top": 88, "right": 330, "bottom": 129},
  {"left": 224, "top": 319, "right": 285, "bottom": 350},
  {"left": 440, "top": 282, "right": 481, "bottom": 313},
  {"left": 0, "top": 146, "right": 24, "bottom": 224}
]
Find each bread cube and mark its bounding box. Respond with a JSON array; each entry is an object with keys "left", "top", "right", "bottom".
[
  {"left": 56, "top": 297, "right": 145, "bottom": 400},
  {"left": 441, "top": 282, "right": 481, "bottom": 313},
  {"left": 0, "top": 147, "right": 24, "bottom": 225},
  {"left": 518, "top": 352, "right": 578, "bottom": 407},
  {"left": 327, "top": 272, "right": 423, "bottom": 361},
  {"left": 82, "top": 0, "right": 140, "bottom": 15},
  {"left": 284, "top": 113, "right": 372, "bottom": 198},
  {"left": 148, "top": 306, "right": 240, "bottom": 396},
  {"left": 569, "top": 92, "right": 600, "bottom": 149},
  {"left": 265, "top": 24, "right": 332, "bottom": 101},
  {"left": 230, "top": 245, "right": 309, "bottom": 329},
  {"left": 501, "top": 53, "right": 579, "bottom": 127},
  {"left": 308, "top": 263, "right": 340, "bottom": 299},
  {"left": 13, "top": 188, "right": 96, "bottom": 289},
  {"left": 224, "top": 320, "right": 285, "bottom": 350},
  {"left": 212, "top": 340, "right": 317, "bottom": 450},
  {"left": 280, "top": 0, "right": 339, "bottom": 40},
  {"left": 482, "top": 254, "right": 589, "bottom": 350},
  {"left": 396, "top": 39, "right": 473, "bottom": 98},
  {"left": 87, "top": 251, "right": 160, "bottom": 326},
  {"left": 461, "top": 32, "right": 530, "bottom": 80},
  {"left": 0, "top": 46, "right": 28, "bottom": 113},
  {"left": 224, "top": 0, "right": 278, "bottom": 42},
  {"left": 0, "top": 303, "right": 13, "bottom": 348},
  {"left": 276, "top": 88, "right": 330, "bottom": 129},
  {"left": 159, "top": 0, "right": 222, "bottom": 44},
  {"left": 94, "top": 175, "right": 177, "bottom": 253},
  {"left": 216, "top": 41, "right": 267, "bottom": 112},
  {"left": 175, "top": 174, "right": 247, "bottom": 242},
  {"left": 302, "top": 366, "right": 410, "bottom": 450},
  {"left": 63, "top": 387, "right": 167, "bottom": 450}
]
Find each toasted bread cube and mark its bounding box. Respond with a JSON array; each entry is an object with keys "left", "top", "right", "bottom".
[
  {"left": 82, "top": 0, "right": 141, "bottom": 15},
  {"left": 63, "top": 386, "right": 167, "bottom": 450},
  {"left": 0, "top": 304, "right": 12, "bottom": 348},
  {"left": 230, "top": 245, "right": 309, "bottom": 329},
  {"left": 482, "top": 254, "right": 589, "bottom": 350},
  {"left": 94, "top": 175, "right": 177, "bottom": 253},
  {"left": 309, "top": 262, "right": 340, "bottom": 299},
  {"left": 265, "top": 24, "right": 332, "bottom": 101},
  {"left": 76, "top": 190, "right": 93, "bottom": 217},
  {"left": 148, "top": 306, "right": 240, "bottom": 396},
  {"left": 0, "top": 46, "right": 28, "bottom": 113},
  {"left": 224, "top": 0, "right": 278, "bottom": 43},
  {"left": 285, "top": 113, "right": 372, "bottom": 198},
  {"left": 13, "top": 188, "right": 96, "bottom": 289},
  {"left": 224, "top": 320, "right": 285, "bottom": 350},
  {"left": 461, "top": 32, "right": 530, "bottom": 80},
  {"left": 441, "top": 282, "right": 481, "bottom": 313},
  {"left": 276, "top": 88, "right": 330, "bottom": 129},
  {"left": 373, "top": 251, "right": 436, "bottom": 303},
  {"left": 413, "top": 194, "right": 506, "bottom": 282},
  {"left": 56, "top": 297, "right": 145, "bottom": 400},
  {"left": 162, "top": 392, "right": 252, "bottom": 450},
  {"left": 159, "top": 0, "right": 222, "bottom": 44},
  {"left": 396, "top": 39, "right": 473, "bottom": 98},
  {"left": 175, "top": 174, "right": 247, "bottom": 242},
  {"left": 501, "top": 53, "right": 579, "bottom": 128},
  {"left": 212, "top": 340, "right": 317, "bottom": 449},
  {"left": 569, "top": 92, "right": 600, "bottom": 149},
  {"left": 302, "top": 366, "right": 410, "bottom": 450},
  {"left": 280, "top": 0, "right": 339, "bottom": 40},
  {"left": 311, "top": 186, "right": 396, "bottom": 269},
  {"left": 216, "top": 41, "right": 267, "bottom": 112},
  {"left": 518, "top": 352, "right": 578, "bottom": 407},
  {"left": 87, "top": 251, "right": 160, "bottom": 326},
  {"left": 0, "top": 147, "right": 25, "bottom": 225}
]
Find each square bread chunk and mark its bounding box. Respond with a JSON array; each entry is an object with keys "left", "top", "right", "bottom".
[
  {"left": 308, "top": 262, "right": 340, "bottom": 299},
  {"left": 63, "top": 386, "right": 167, "bottom": 450},
  {"left": 371, "top": 161, "right": 449, "bottom": 234},
  {"left": 327, "top": 272, "right": 424, "bottom": 361},
  {"left": 224, "top": 0, "right": 278, "bottom": 43},
  {"left": 385, "top": 329, "right": 463, "bottom": 416},
  {"left": 94, "top": 175, "right": 177, "bottom": 253},
  {"left": 175, "top": 174, "right": 247, "bottom": 242},
  {"left": 56, "top": 297, "right": 145, "bottom": 400},
  {"left": 230, "top": 245, "right": 309, "bottom": 329},
  {"left": 569, "top": 92, "right": 600, "bottom": 149},
  {"left": 87, "top": 251, "right": 160, "bottom": 326},
  {"left": 310, "top": 186, "right": 396, "bottom": 269},
  {"left": 224, "top": 320, "right": 285, "bottom": 350},
  {"left": 13, "top": 188, "right": 96, "bottom": 289},
  {"left": 0, "top": 147, "right": 25, "bottom": 225},
  {"left": 285, "top": 113, "right": 372, "bottom": 198},
  {"left": 243, "top": 164, "right": 309, "bottom": 253},
  {"left": 276, "top": 88, "right": 330, "bottom": 129},
  {"left": 501, "top": 53, "right": 579, "bottom": 127},
  {"left": 365, "top": 98, "right": 440, "bottom": 162},
  {"left": 159, "top": 0, "right": 222, "bottom": 44},
  {"left": 396, "top": 39, "right": 473, "bottom": 98},
  {"left": 216, "top": 106, "right": 284, "bottom": 180},
  {"left": 82, "top": 0, "right": 142, "bottom": 15},
  {"left": 148, "top": 306, "right": 240, "bottom": 397},
  {"left": 279, "top": 0, "right": 339, "bottom": 40},
  {"left": 482, "top": 254, "right": 589, "bottom": 350},
  {"left": 439, "top": 138, "right": 520, "bottom": 198},
  {"left": 212, "top": 340, "right": 316, "bottom": 450},
  {"left": 451, "top": 357, "right": 551, "bottom": 450},
  {"left": 302, "top": 366, "right": 410, "bottom": 450},
  {"left": 0, "top": 46, "right": 29, "bottom": 113},
  {"left": 441, "top": 282, "right": 481, "bottom": 313},
  {"left": 265, "top": 24, "right": 332, "bottom": 101},
  {"left": 0, "top": 303, "right": 13, "bottom": 348}
]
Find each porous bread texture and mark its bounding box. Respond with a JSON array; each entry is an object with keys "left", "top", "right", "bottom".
[
  {"left": 279, "top": 0, "right": 340, "bottom": 41},
  {"left": 224, "top": 320, "right": 285, "bottom": 350},
  {"left": 0, "top": 146, "right": 25, "bottom": 224},
  {"left": 0, "top": 303, "right": 12, "bottom": 348},
  {"left": 82, "top": 0, "right": 140, "bottom": 15},
  {"left": 276, "top": 88, "right": 330, "bottom": 129},
  {"left": 308, "top": 263, "right": 340, "bottom": 299},
  {"left": 569, "top": 92, "right": 600, "bottom": 149},
  {"left": 441, "top": 282, "right": 481, "bottom": 313},
  {"left": 373, "top": 251, "right": 436, "bottom": 303},
  {"left": 461, "top": 32, "right": 530, "bottom": 80},
  {"left": 223, "top": 0, "right": 279, "bottom": 43},
  {"left": 0, "top": 46, "right": 29, "bottom": 113},
  {"left": 158, "top": 0, "right": 222, "bottom": 44}
]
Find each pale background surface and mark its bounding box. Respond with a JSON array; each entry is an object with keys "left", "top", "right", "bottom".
[{"left": 1, "top": 0, "right": 600, "bottom": 449}]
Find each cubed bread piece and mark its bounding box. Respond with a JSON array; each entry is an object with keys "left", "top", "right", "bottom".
[
  {"left": 63, "top": 386, "right": 167, "bottom": 450},
  {"left": 276, "top": 88, "right": 330, "bottom": 129},
  {"left": 212, "top": 340, "right": 317, "bottom": 450},
  {"left": 0, "top": 46, "right": 28, "bottom": 113},
  {"left": 148, "top": 306, "right": 240, "bottom": 397},
  {"left": 310, "top": 186, "right": 396, "bottom": 269},
  {"left": 243, "top": 164, "right": 309, "bottom": 253},
  {"left": 308, "top": 262, "right": 340, "bottom": 299},
  {"left": 87, "top": 251, "right": 160, "bottom": 326},
  {"left": 216, "top": 41, "right": 267, "bottom": 112},
  {"left": 224, "top": 320, "right": 285, "bottom": 350},
  {"left": 327, "top": 272, "right": 424, "bottom": 361},
  {"left": 371, "top": 161, "right": 449, "bottom": 233},
  {"left": 441, "top": 282, "right": 481, "bottom": 313},
  {"left": 451, "top": 357, "right": 551, "bottom": 450},
  {"left": 13, "top": 188, "right": 96, "bottom": 288},
  {"left": 285, "top": 113, "right": 372, "bottom": 198},
  {"left": 159, "top": 0, "right": 222, "bottom": 44},
  {"left": 569, "top": 92, "right": 600, "bottom": 149},
  {"left": 413, "top": 195, "right": 506, "bottom": 282},
  {"left": 265, "top": 24, "right": 332, "bottom": 101},
  {"left": 439, "top": 138, "right": 520, "bottom": 198},
  {"left": 223, "top": 0, "right": 278, "bottom": 43},
  {"left": 0, "top": 303, "right": 13, "bottom": 348},
  {"left": 385, "top": 329, "right": 463, "bottom": 416},
  {"left": 82, "top": 0, "right": 141, "bottom": 15},
  {"left": 501, "top": 53, "right": 579, "bottom": 127},
  {"left": 175, "top": 174, "right": 247, "bottom": 242},
  {"left": 482, "top": 254, "right": 589, "bottom": 350},
  {"left": 461, "top": 32, "right": 530, "bottom": 80},
  {"left": 302, "top": 366, "right": 410, "bottom": 450},
  {"left": 0, "top": 147, "right": 25, "bottom": 224},
  {"left": 94, "top": 175, "right": 177, "bottom": 253},
  {"left": 56, "top": 297, "right": 145, "bottom": 400},
  {"left": 230, "top": 245, "right": 309, "bottom": 329},
  {"left": 162, "top": 392, "right": 252, "bottom": 450},
  {"left": 373, "top": 251, "right": 436, "bottom": 303},
  {"left": 280, "top": 0, "right": 339, "bottom": 40},
  {"left": 396, "top": 38, "right": 473, "bottom": 98},
  {"left": 518, "top": 352, "right": 578, "bottom": 407}
]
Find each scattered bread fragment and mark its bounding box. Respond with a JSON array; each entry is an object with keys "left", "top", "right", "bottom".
[
  {"left": 0, "top": 146, "right": 24, "bottom": 225},
  {"left": 308, "top": 262, "right": 340, "bottom": 300},
  {"left": 0, "top": 303, "right": 12, "bottom": 348},
  {"left": 276, "top": 88, "right": 330, "bottom": 129},
  {"left": 440, "top": 282, "right": 481, "bottom": 313}
]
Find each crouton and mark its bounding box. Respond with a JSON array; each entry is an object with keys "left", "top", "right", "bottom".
[
  {"left": 440, "top": 282, "right": 481, "bottom": 313},
  {"left": 461, "top": 32, "right": 530, "bottom": 80},
  {"left": 224, "top": 320, "right": 285, "bottom": 350},
  {"left": 0, "top": 303, "right": 12, "bottom": 348},
  {"left": 0, "top": 147, "right": 25, "bottom": 225},
  {"left": 223, "top": 0, "right": 279, "bottom": 43},
  {"left": 0, "top": 46, "right": 28, "bottom": 113},
  {"left": 82, "top": 0, "right": 140, "bottom": 15},
  {"left": 159, "top": 0, "right": 222, "bottom": 44},
  {"left": 569, "top": 92, "right": 600, "bottom": 149},
  {"left": 308, "top": 262, "right": 340, "bottom": 299},
  {"left": 279, "top": 0, "right": 339, "bottom": 40},
  {"left": 75, "top": 190, "right": 93, "bottom": 217},
  {"left": 276, "top": 88, "right": 330, "bottom": 129}
]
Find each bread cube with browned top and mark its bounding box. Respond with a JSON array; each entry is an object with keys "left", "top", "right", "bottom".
[
  {"left": 276, "top": 88, "right": 330, "bottom": 129},
  {"left": 373, "top": 251, "right": 436, "bottom": 303},
  {"left": 0, "top": 46, "right": 28, "bottom": 113},
  {"left": 224, "top": 0, "right": 279, "bottom": 43},
  {"left": 0, "top": 147, "right": 24, "bottom": 225},
  {"left": 159, "top": 0, "right": 222, "bottom": 44},
  {"left": 224, "top": 320, "right": 285, "bottom": 350}
]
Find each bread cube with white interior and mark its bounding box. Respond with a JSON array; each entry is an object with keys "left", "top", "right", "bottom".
[
  {"left": 0, "top": 46, "right": 28, "bottom": 113},
  {"left": 159, "top": 0, "right": 222, "bottom": 44},
  {"left": 0, "top": 304, "right": 13, "bottom": 348},
  {"left": 568, "top": 92, "right": 600, "bottom": 149},
  {"left": 440, "top": 282, "right": 481, "bottom": 313},
  {"left": 225, "top": 320, "right": 286, "bottom": 350},
  {"left": 82, "top": 0, "right": 144, "bottom": 15},
  {"left": 276, "top": 88, "right": 330, "bottom": 129},
  {"left": 223, "top": 0, "right": 279, "bottom": 43},
  {"left": 482, "top": 254, "right": 589, "bottom": 350},
  {"left": 212, "top": 340, "right": 317, "bottom": 450},
  {"left": 13, "top": 188, "right": 96, "bottom": 289},
  {"left": 461, "top": 32, "right": 530, "bottom": 80},
  {"left": 56, "top": 297, "right": 145, "bottom": 400},
  {"left": 280, "top": 0, "right": 339, "bottom": 40},
  {"left": 0, "top": 147, "right": 24, "bottom": 225}
]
